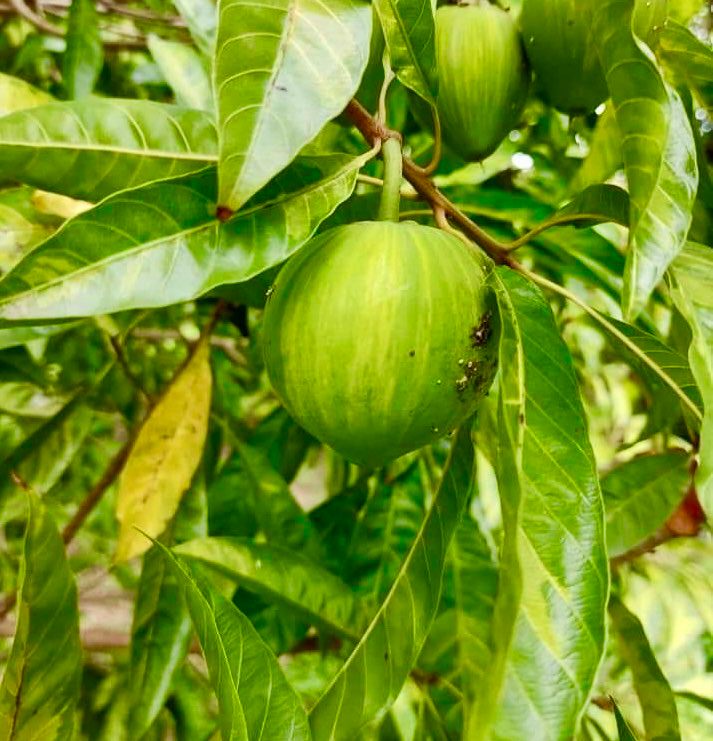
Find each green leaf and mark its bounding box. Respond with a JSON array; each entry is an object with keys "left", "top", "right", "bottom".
[
  {"left": 0, "top": 493, "right": 81, "bottom": 740},
  {"left": 589, "top": 0, "right": 698, "bottom": 319},
  {"left": 308, "top": 428, "right": 474, "bottom": 741},
  {"left": 374, "top": 0, "right": 437, "bottom": 104},
  {"left": 612, "top": 699, "right": 639, "bottom": 741},
  {"left": 471, "top": 268, "right": 608, "bottom": 740},
  {"left": 0, "top": 99, "right": 217, "bottom": 201},
  {"left": 148, "top": 34, "right": 213, "bottom": 111},
  {"left": 175, "top": 536, "right": 365, "bottom": 639},
  {"left": 0, "top": 73, "right": 53, "bottom": 116},
  {"left": 129, "top": 483, "right": 208, "bottom": 738},
  {"left": 603, "top": 452, "right": 690, "bottom": 558},
  {"left": 63, "top": 0, "right": 103, "bottom": 99},
  {"left": 215, "top": 0, "right": 371, "bottom": 210},
  {"left": 658, "top": 20, "right": 713, "bottom": 110},
  {"left": 557, "top": 184, "right": 629, "bottom": 230},
  {"left": 609, "top": 595, "right": 681, "bottom": 740},
  {"left": 570, "top": 105, "right": 622, "bottom": 194},
  {"left": 156, "top": 542, "right": 311, "bottom": 741},
  {"left": 0, "top": 153, "right": 366, "bottom": 323},
  {"left": 172, "top": 0, "right": 217, "bottom": 55},
  {"left": 670, "top": 243, "right": 713, "bottom": 516}
]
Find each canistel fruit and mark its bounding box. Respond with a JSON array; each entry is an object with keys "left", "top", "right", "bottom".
[
  {"left": 436, "top": 2, "right": 530, "bottom": 161},
  {"left": 262, "top": 221, "right": 498, "bottom": 467}
]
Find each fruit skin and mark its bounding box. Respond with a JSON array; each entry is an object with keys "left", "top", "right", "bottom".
[
  {"left": 262, "top": 221, "right": 499, "bottom": 467},
  {"left": 521, "top": 0, "right": 668, "bottom": 114},
  {"left": 436, "top": 4, "right": 529, "bottom": 162}
]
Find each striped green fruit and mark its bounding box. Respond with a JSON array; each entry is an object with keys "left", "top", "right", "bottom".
[
  {"left": 521, "top": 0, "right": 668, "bottom": 114},
  {"left": 436, "top": 3, "right": 529, "bottom": 161},
  {"left": 262, "top": 221, "right": 498, "bottom": 467}
]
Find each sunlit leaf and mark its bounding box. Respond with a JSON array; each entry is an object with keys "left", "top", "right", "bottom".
[
  {"left": 589, "top": 0, "right": 698, "bottom": 319},
  {"left": 215, "top": 0, "right": 371, "bottom": 210},
  {"left": 0, "top": 493, "right": 81, "bottom": 740},
  {"left": 156, "top": 542, "right": 312, "bottom": 740},
  {"left": 63, "top": 0, "right": 103, "bottom": 99},
  {"left": 471, "top": 268, "right": 607, "bottom": 739},
  {"left": 129, "top": 482, "right": 208, "bottom": 738},
  {"left": 176, "top": 536, "right": 365, "bottom": 639},
  {"left": 173, "top": 0, "right": 217, "bottom": 55},
  {"left": 309, "top": 428, "right": 474, "bottom": 740},
  {"left": 658, "top": 20, "right": 713, "bottom": 111},
  {"left": 374, "top": 0, "right": 437, "bottom": 104},
  {"left": 0, "top": 99, "right": 217, "bottom": 201},
  {"left": 0, "top": 73, "right": 52, "bottom": 116},
  {"left": 148, "top": 34, "right": 213, "bottom": 111},
  {"left": 670, "top": 243, "right": 713, "bottom": 516},
  {"left": 609, "top": 595, "right": 681, "bottom": 740},
  {"left": 603, "top": 452, "right": 690, "bottom": 558},
  {"left": 115, "top": 337, "right": 212, "bottom": 562}
]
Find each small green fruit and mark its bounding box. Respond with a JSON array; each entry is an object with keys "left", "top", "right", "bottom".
[
  {"left": 262, "top": 221, "right": 498, "bottom": 467},
  {"left": 521, "top": 0, "right": 668, "bottom": 114},
  {"left": 436, "top": 3, "right": 530, "bottom": 161}
]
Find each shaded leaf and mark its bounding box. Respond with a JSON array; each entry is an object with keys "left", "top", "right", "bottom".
[
  {"left": 670, "top": 243, "right": 713, "bottom": 516},
  {"left": 0, "top": 99, "right": 217, "bottom": 201},
  {"left": 613, "top": 699, "right": 639, "bottom": 741},
  {"left": 570, "top": 105, "right": 622, "bottom": 194},
  {"left": 173, "top": 0, "right": 217, "bottom": 55},
  {"left": 0, "top": 73, "right": 52, "bottom": 116},
  {"left": 0, "top": 153, "right": 366, "bottom": 323},
  {"left": 176, "top": 536, "right": 365, "bottom": 639},
  {"left": 308, "top": 428, "right": 474, "bottom": 741},
  {"left": 557, "top": 184, "right": 629, "bottom": 230},
  {"left": 658, "top": 20, "right": 713, "bottom": 111},
  {"left": 63, "top": 0, "right": 103, "bottom": 99},
  {"left": 374, "top": 0, "right": 437, "bottom": 104},
  {"left": 609, "top": 595, "right": 681, "bottom": 740},
  {"left": 129, "top": 482, "right": 208, "bottom": 738},
  {"left": 603, "top": 452, "right": 690, "bottom": 558},
  {"left": 589, "top": 0, "right": 698, "bottom": 319},
  {"left": 0, "top": 493, "right": 81, "bottom": 740},
  {"left": 157, "top": 542, "right": 311, "bottom": 741},
  {"left": 471, "top": 268, "right": 608, "bottom": 740},
  {"left": 148, "top": 34, "right": 213, "bottom": 111},
  {"left": 215, "top": 0, "right": 371, "bottom": 210},
  {"left": 115, "top": 337, "right": 212, "bottom": 562}
]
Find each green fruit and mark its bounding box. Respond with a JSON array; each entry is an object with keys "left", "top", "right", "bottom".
[
  {"left": 262, "top": 221, "right": 498, "bottom": 467},
  {"left": 521, "top": 0, "right": 668, "bottom": 114},
  {"left": 436, "top": 3, "right": 529, "bottom": 161}
]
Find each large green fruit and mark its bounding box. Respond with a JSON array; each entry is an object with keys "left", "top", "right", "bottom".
[
  {"left": 521, "top": 0, "right": 668, "bottom": 114},
  {"left": 262, "top": 221, "right": 498, "bottom": 466},
  {"left": 436, "top": 3, "right": 529, "bottom": 161}
]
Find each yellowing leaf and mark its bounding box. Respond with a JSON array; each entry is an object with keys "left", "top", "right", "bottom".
[
  {"left": 31, "top": 190, "right": 93, "bottom": 220},
  {"left": 115, "top": 338, "right": 212, "bottom": 562}
]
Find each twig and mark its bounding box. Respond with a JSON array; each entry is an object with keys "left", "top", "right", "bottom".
[
  {"left": 108, "top": 334, "right": 152, "bottom": 405},
  {"left": 130, "top": 328, "right": 248, "bottom": 367}
]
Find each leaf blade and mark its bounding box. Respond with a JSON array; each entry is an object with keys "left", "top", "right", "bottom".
[{"left": 63, "top": 0, "right": 103, "bottom": 99}]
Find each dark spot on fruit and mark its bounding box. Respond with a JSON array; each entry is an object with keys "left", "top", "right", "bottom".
[
  {"left": 275, "top": 84, "right": 288, "bottom": 92},
  {"left": 455, "top": 376, "right": 469, "bottom": 394},
  {"left": 470, "top": 312, "right": 492, "bottom": 347},
  {"left": 464, "top": 359, "right": 479, "bottom": 379},
  {"left": 409, "top": 349, "right": 415, "bottom": 357}
]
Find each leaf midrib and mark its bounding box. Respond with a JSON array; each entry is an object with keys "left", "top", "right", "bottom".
[{"left": 0, "top": 140, "right": 218, "bottom": 161}]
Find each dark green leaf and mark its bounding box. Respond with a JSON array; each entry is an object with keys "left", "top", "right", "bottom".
[
  {"left": 374, "top": 0, "right": 437, "bottom": 104},
  {"left": 215, "top": 0, "right": 371, "bottom": 210},
  {"left": 603, "top": 452, "right": 690, "bottom": 558},
  {"left": 0, "top": 153, "right": 366, "bottom": 323},
  {"left": 0, "top": 100, "right": 217, "bottom": 201},
  {"left": 0, "top": 493, "right": 82, "bottom": 739},
  {"left": 472, "top": 268, "right": 608, "bottom": 739},
  {"left": 63, "top": 0, "right": 103, "bottom": 99},
  {"left": 613, "top": 699, "right": 639, "bottom": 741},
  {"left": 609, "top": 595, "right": 681, "bottom": 740},
  {"left": 175, "top": 536, "right": 365, "bottom": 639},
  {"left": 308, "top": 428, "right": 474, "bottom": 740},
  {"left": 589, "top": 0, "right": 698, "bottom": 319},
  {"left": 156, "top": 542, "right": 311, "bottom": 741}
]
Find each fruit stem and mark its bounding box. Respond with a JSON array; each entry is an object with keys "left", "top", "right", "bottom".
[{"left": 377, "top": 136, "right": 403, "bottom": 222}]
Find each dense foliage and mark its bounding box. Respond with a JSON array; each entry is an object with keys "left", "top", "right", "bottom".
[{"left": 0, "top": 1, "right": 710, "bottom": 739}]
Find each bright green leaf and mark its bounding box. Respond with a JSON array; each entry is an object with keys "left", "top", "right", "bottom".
[
  {"left": 156, "top": 542, "right": 312, "bottom": 741},
  {"left": 589, "top": 0, "right": 698, "bottom": 319},
  {"left": 176, "top": 536, "right": 365, "bottom": 639},
  {"left": 603, "top": 452, "right": 690, "bottom": 558},
  {"left": 63, "top": 0, "right": 103, "bottom": 99},
  {"left": 0, "top": 73, "right": 52, "bottom": 116},
  {"left": 0, "top": 99, "right": 217, "bottom": 201},
  {"left": 309, "top": 428, "right": 474, "bottom": 741},
  {"left": 148, "top": 34, "right": 213, "bottom": 111},
  {"left": 471, "top": 268, "right": 608, "bottom": 740},
  {"left": 215, "top": 0, "right": 371, "bottom": 210},
  {"left": 658, "top": 20, "right": 713, "bottom": 111},
  {"left": 115, "top": 337, "right": 212, "bottom": 562},
  {"left": 609, "top": 595, "right": 681, "bottom": 740},
  {"left": 374, "top": 0, "right": 437, "bottom": 104},
  {"left": 0, "top": 493, "right": 81, "bottom": 740}
]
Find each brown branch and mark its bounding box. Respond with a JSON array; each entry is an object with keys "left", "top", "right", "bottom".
[{"left": 343, "top": 99, "right": 511, "bottom": 264}]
